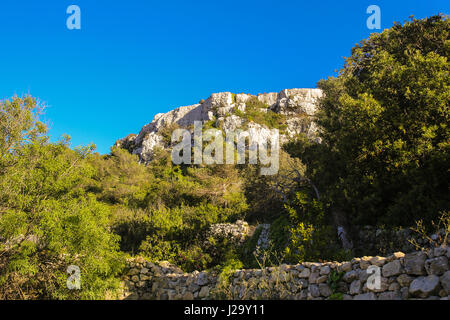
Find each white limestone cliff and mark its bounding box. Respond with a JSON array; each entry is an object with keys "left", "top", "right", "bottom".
[{"left": 115, "top": 88, "right": 323, "bottom": 162}]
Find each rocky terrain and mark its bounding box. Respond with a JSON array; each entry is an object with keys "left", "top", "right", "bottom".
[{"left": 115, "top": 89, "right": 323, "bottom": 162}]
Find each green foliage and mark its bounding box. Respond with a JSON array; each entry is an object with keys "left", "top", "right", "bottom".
[
  {"left": 269, "top": 215, "right": 291, "bottom": 252},
  {"left": 135, "top": 203, "right": 243, "bottom": 271},
  {"left": 289, "top": 15, "right": 450, "bottom": 227},
  {"left": 159, "top": 123, "right": 181, "bottom": 147},
  {"left": 327, "top": 270, "right": 345, "bottom": 294},
  {"left": 216, "top": 249, "right": 243, "bottom": 279},
  {"left": 281, "top": 192, "right": 350, "bottom": 263},
  {"left": 231, "top": 93, "right": 237, "bottom": 104},
  {"left": 2, "top": 15, "right": 448, "bottom": 300},
  {"left": 0, "top": 97, "right": 124, "bottom": 299},
  {"left": 0, "top": 96, "right": 47, "bottom": 162},
  {"left": 91, "top": 132, "right": 249, "bottom": 272},
  {"left": 409, "top": 211, "right": 450, "bottom": 250},
  {"left": 242, "top": 150, "right": 306, "bottom": 222},
  {"left": 89, "top": 147, "right": 151, "bottom": 207},
  {"left": 234, "top": 96, "right": 286, "bottom": 131},
  {"left": 240, "top": 226, "right": 263, "bottom": 268},
  {"left": 328, "top": 292, "right": 343, "bottom": 300},
  {"left": 212, "top": 251, "right": 243, "bottom": 300}
]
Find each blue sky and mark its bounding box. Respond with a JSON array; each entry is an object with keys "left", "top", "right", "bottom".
[{"left": 0, "top": 1, "right": 448, "bottom": 154}]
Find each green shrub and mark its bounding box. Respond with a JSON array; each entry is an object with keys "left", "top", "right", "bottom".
[
  {"left": 234, "top": 96, "right": 286, "bottom": 131},
  {"left": 0, "top": 97, "right": 125, "bottom": 299},
  {"left": 312, "top": 15, "right": 450, "bottom": 227}
]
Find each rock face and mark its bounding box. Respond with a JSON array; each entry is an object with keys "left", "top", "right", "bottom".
[
  {"left": 121, "top": 247, "right": 450, "bottom": 300},
  {"left": 115, "top": 89, "right": 323, "bottom": 162},
  {"left": 382, "top": 260, "right": 402, "bottom": 277},
  {"left": 441, "top": 271, "right": 450, "bottom": 294},
  {"left": 409, "top": 275, "right": 441, "bottom": 298},
  {"left": 425, "top": 256, "right": 449, "bottom": 275},
  {"left": 404, "top": 252, "right": 427, "bottom": 275}
]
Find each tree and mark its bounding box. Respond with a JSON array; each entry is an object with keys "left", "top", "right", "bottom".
[
  {"left": 301, "top": 15, "right": 449, "bottom": 227},
  {"left": 0, "top": 96, "right": 124, "bottom": 299}
]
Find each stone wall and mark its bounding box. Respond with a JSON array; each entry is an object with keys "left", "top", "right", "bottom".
[
  {"left": 205, "top": 220, "right": 250, "bottom": 246},
  {"left": 121, "top": 246, "right": 450, "bottom": 300}
]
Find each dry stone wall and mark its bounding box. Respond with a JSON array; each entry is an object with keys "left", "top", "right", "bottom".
[
  {"left": 205, "top": 220, "right": 250, "bottom": 245},
  {"left": 121, "top": 246, "right": 450, "bottom": 300}
]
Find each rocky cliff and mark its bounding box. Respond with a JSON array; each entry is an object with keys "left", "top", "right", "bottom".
[{"left": 115, "top": 88, "right": 323, "bottom": 162}]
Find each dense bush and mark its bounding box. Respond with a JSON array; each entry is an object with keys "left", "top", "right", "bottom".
[
  {"left": 282, "top": 192, "right": 351, "bottom": 263},
  {"left": 287, "top": 15, "right": 449, "bottom": 228},
  {"left": 0, "top": 97, "right": 124, "bottom": 299}
]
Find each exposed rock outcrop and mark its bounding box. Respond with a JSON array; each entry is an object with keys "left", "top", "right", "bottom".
[{"left": 115, "top": 89, "right": 323, "bottom": 162}]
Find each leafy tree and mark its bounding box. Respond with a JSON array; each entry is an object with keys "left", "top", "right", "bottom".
[
  {"left": 243, "top": 150, "right": 307, "bottom": 222},
  {"left": 88, "top": 147, "right": 152, "bottom": 207},
  {"left": 0, "top": 97, "right": 124, "bottom": 299},
  {"left": 292, "top": 15, "right": 449, "bottom": 227}
]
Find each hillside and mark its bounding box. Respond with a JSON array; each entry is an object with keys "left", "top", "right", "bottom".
[{"left": 0, "top": 15, "right": 448, "bottom": 300}]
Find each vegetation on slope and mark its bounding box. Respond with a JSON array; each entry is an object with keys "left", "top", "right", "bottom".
[
  {"left": 286, "top": 14, "right": 449, "bottom": 227},
  {"left": 0, "top": 15, "right": 448, "bottom": 299}
]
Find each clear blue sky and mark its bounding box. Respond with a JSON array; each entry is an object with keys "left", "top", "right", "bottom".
[{"left": 0, "top": 1, "right": 448, "bottom": 154}]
